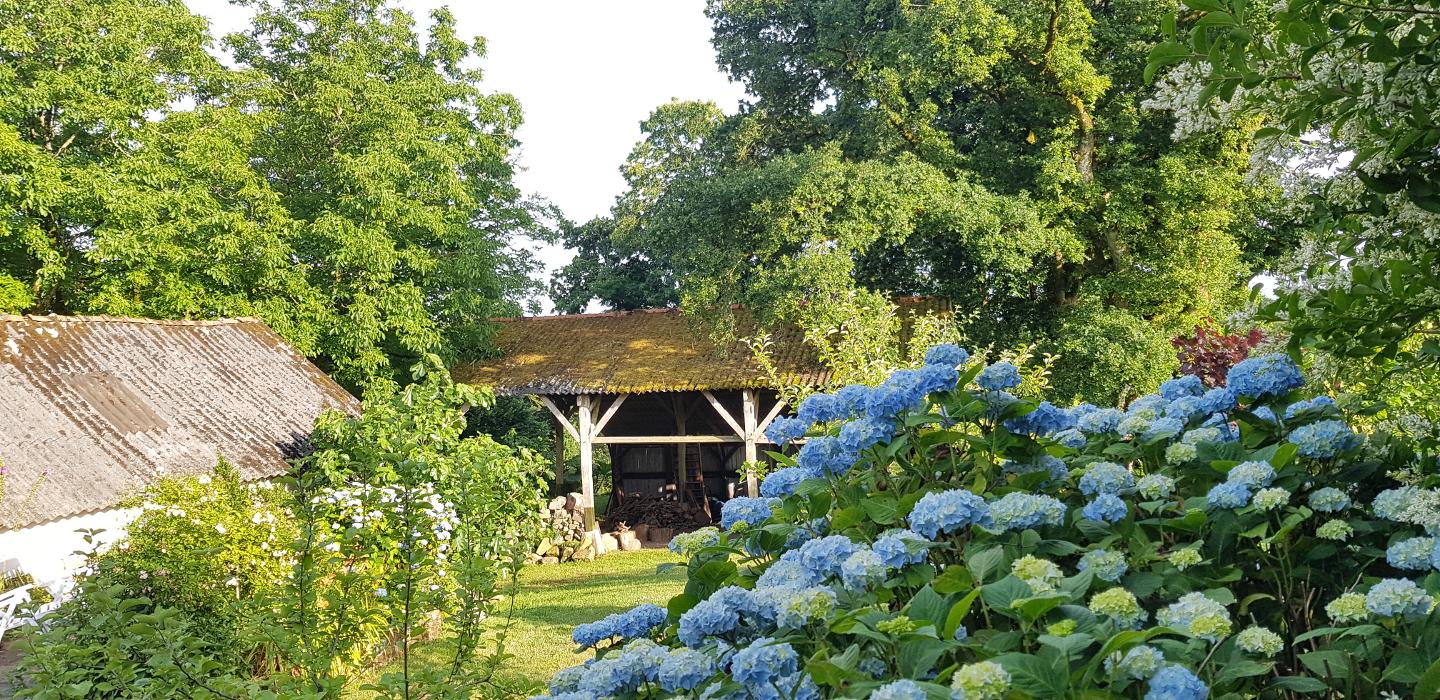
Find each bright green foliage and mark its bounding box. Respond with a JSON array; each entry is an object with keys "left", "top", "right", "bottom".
[
  {"left": 258, "top": 356, "right": 549, "bottom": 698},
  {"left": 557, "top": 0, "right": 1292, "bottom": 402},
  {"left": 0, "top": 0, "right": 541, "bottom": 390},
  {"left": 84, "top": 463, "right": 296, "bottom": 656},
  {"left": 1147, "top": 0, "right": 1440, "bottom": 375}
]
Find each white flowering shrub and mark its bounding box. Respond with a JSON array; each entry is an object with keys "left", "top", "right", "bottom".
[
  {"left": 256, "top": 357, "right": 550, "bottom": 698},
  {"left": 540, "top": 347, "right": 1440, "bottom": 700}
]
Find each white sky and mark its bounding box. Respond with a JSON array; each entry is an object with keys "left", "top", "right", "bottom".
[{"left": 184, "top": 0, "right": 748, "bottom": 311}]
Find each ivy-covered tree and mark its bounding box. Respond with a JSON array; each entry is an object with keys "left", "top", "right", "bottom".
[{"left": 557, "top": 0, "right": 1296, "bottom": 403}]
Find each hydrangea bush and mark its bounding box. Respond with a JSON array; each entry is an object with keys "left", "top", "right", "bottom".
[{"left": 539, "top": 348, "right": 1440, "bottom": 699}]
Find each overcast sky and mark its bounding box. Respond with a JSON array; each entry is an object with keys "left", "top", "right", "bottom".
[{"left": 185, "top": 0, "right": 748, "bottom": 310}]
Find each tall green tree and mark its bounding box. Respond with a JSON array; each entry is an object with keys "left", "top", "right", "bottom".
[
  {"left": 226, "top": 0, "right": 541, "bottom": 386},
  {"left": 0, "top": 0, "right": 543, "bottom": 389},
  {"left": 558, "top": 0, "right": 1294, "bottom": 402}
]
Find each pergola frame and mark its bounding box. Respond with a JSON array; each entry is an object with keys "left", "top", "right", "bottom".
[{"left": 535, "top": 389, "right": 787, "bottom": 553}]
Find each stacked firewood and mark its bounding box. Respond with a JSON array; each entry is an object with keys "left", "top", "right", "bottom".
[{"left": 602, "top": 495, "right": 710, "bottom": 532}]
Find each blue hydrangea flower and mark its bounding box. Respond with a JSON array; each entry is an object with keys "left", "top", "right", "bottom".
[
  {"left": 759, "top": 467, "right": 810, "bottom": 498},
  {"left": 954, "top": 624, "right": 969, "bottom": 641},
  {"left": 1365, "top": 578, "right": 1434, "bottom": 619},
  {"left": 1144, "top": 665, "right": 1209, "bottom": 700},
  {"left": 1386, "top": 537, "right": 1437, "bottom": 571},
  {"left": 576, "top": 651, "right": 648, "bottom": 696},
  {"left": 840, "top": 548, "right": 889, "bottom": 590},
  {"left": 765, "top": 416, "right": 809, "bottom": 446},
  {"left": 1159, "top": 375, "right": 1205, "bottom": 400},
  {"left": 797, "top": 393, "right": 848, "bottom": 424},
  {"left": 1137, "top": 473, "right": 1176, "bottom": 500},
  {"left": 1079, "top": 549, "right": 1129, "bottom": 582},
  {"left": 839, "top": 416, "right": 892, "bottom": 452},
  {"left": 1004, "top": 401, "right": 1072, "bottom": 435},
  {"left": 979, "top": 390, "right": 1021, "bottom": 417},
  {"left": 1079, "top": 462, "right": 1135, "bottom": 496},
  {"left": 1002, "top": 455, "right": 1070, "bottom": 487},
  {"left": 1157, "top": 592, "right": 1232, "bottom": 642},
  {"left": 731, "top": 638, "right": 799, "bottom": 686},
  {"left": 1308, "top": 487, "right": 1351, "bottom": 513},
  {"left": 721, "top": 497, "right": 777, "bottom": 530},
  {"left": 1207, "top": 481, "right": 1251, "bottom": 510},
  {"left": 622, "top": 638, "right": 669, "bottom": 682},
  {"left": 783, "top": 517, "right": 829, "bottom": 549},
  {"left": 872, "top": 529, "right": 931, "bottom": 568},
  {"left": 858, "top": 657, "right": 888, "bottom": 679},
  {"left": 795, "top": 436, "right": 859, "bottom": 477},
  {"left": 977, "top": 362, "right": 1022, "bottom": 391},
  {"left": 1128, "top": 394, "right": 1169, "bottom": 417},
  {"left": 1078, "top": 408, "right": 1124, "bottom": 434},
  {"left": 1288, "top": 419, "right": 1361, "bottom": 458},
  {"left": 749, "top": 672, "right": 820, "bottom": 700},
  {"left": 1226, "top": 461, "right": 1276, "bottom": 489},
  {"left": 1374, "top": 487, "right": 1420, "bottom": 521},
  {"left": 677, "top": 587, "right": 750, "bottom": 647},
  {"left": 1284, "top": 395, "right": 1338, "bottom": 420},
  {"left": 1107, "top": 645, "right": 1166, "bottom": 680},
  {"left": 835, "top": 384, "right": 871, "bottom": 415},
  {"left": 925, "top": 344, "right": 970, "bottom": 367},
  {"left": 909, "top": 489, "right": 992, "bottom": 539},
  {"left": 658, "top": 649, "right": 716, "bottom": 692},
  {"left": 1164, "top": 396, "right": 1205, "bottom": 422},
  {"left": 1052, "top": 428, "right": 1087, "bottom": 449},
  {"left": 548, "top": 665, "right": 587, "bottom": 694},
  {"left": 769, "top": 586, "right": 837, "bottom": 629},
  {"left": 864, "top": 381, "right": 925, "bottom": 420},
  {"left": 571, "top": 603, "right": 667, "bottom": 646},
  {"left": 797, "top": 535, "right": 860, "bottom": 579},
  {"left": 1082, "top": 494, "right": 1129, "bottom": 523},
  {"left": 871, "top": 679, "right": 927, "bottom": 700},
  {"left": 1197, "top": 387, "right": 1237, "bottom": 414},
  {"left": 916, "top": 363, "right": 961, "bottom": 394},
  {"left": 988, "top": 493, "right": 1066, "bottom": 532},
  {"left": 756, "top": 551, "right": 822, "bottom": 589},
  {"left": 1227, "top": 354, "right": 1305, "bottom": 399},
  {"left": 1143, "top": 417, "right": 1185, "bottom": 441},
  {"left": 1250, "top": 406, "right": 1277, "bottom": 423}
]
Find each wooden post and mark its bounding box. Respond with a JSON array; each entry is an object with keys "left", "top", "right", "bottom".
[
  {"left": 742, "top": 389, "right": 759, "bottom": 496},
  {"left": 552, "top": 414, "right": 566, "bottom": 496},
  {"left": 577, "top": 395, "right": 604, "bottom": 554},
  {"left": 673, "top": 396, "right": 687, "bottom": 497}
]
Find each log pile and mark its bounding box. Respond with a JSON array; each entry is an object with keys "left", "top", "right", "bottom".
[{"left": 602, "top": 495, "right": 710, "bottom": 533}]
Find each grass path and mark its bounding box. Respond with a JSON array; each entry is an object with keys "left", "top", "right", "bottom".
[{"left": 367, "top": 549, "right": 685, "bottom": 698}]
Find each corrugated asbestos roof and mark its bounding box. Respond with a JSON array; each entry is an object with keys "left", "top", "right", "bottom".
[
  {"left": 0, "top": 315, "right": 359, "bottom": 529},
  {"left": 454, "top": 297, "right": 952, "bottom": 395}
]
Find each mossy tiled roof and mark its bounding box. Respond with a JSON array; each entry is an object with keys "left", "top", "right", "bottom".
[{"left": 454, "top": 298, "right": 951, "bottom": 395}]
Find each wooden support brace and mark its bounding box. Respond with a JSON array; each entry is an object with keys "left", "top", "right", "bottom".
[
  {"left": 701, "top": 390, "right": 745, "bottom": 439},
  {"left": 537, "top": 395, "right": 580, "bottom": 442},
  {"left": 592, "top": 394, "right": 628, "bottom": 436}
]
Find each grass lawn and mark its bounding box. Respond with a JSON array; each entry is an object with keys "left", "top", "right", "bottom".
[{"left": 363, "top": 548, "right": 685, "bottom": 698}]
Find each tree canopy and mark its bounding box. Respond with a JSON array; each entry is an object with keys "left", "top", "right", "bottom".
[
  {"left": 557, "top": 0, "right": 1296, "bottom": 403},
  {"left": 0, "top": 0, "right": 542, "bottom": 389}
]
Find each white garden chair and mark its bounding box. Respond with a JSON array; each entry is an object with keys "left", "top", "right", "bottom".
[{"left": 0, "top": 583, "right": 34, "bottom": 646}]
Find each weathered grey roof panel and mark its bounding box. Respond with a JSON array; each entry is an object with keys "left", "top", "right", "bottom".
[{"left": 0, "top": 315, "right": 358, "bottom": 529}]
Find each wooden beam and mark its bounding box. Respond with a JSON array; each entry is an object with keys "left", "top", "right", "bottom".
[
  {"left": 592, "top": 394, "right": 628, "bottom": 436},
  {"left": 756, "top": 396, "right": 788, "bottom": 436},
  {"left": 594, "top": 435, "right": 744, "bottom": 445},
  {"left": 537, "top": 395, "right": 580, "bottom": 442},
  {"left": 673, "top": 396, "right": 687, "bottom": 498},
  {"left": 552, "top": 419, "right": 566, "bottom": 496},
  {"left": 742, "top": 389, "right": 759, "bottom": 496},
  {"left": 577, "top": 395, "right": 604, "bottom": 555},
  {"left": 701, "top": 390, "right": 745, "bottom": 438}
]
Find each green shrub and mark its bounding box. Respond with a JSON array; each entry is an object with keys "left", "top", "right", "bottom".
[{"left": 1, "top": 571, "right": 53, "bottom": 605}]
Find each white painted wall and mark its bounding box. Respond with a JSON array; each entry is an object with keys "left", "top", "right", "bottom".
[{"left": 0, "top": 508, "right": 138, "bottom": 590}]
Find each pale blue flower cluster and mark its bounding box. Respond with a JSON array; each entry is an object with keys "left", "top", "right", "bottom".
[
  {"left": 1078, "top": 408, "right": 1124, "bottom": 434},
  {"left": 1226, "top": 353, "right": 1305, "bottom": 399},
  {"left": 988, "top": 492, "right": 1066, "bottom": 532},
  {"left": 658, "top": 649, "right": 716, "bottom": 692},
  {"left": 1079, "top": 461, "right": 1134, "bottom": 496},
  {"left": 976, "top": 361, "right": 1022, "bottom": 391},
  {"left": 1137, "top": 474, "right": 1176, "bottom": 500},
  {"left": 1144, "top": 665, "right": 1209, "bottom": 700},
  {"left": 765, "top": 415, "right": 809, "bottom": 446},
  {"left": 1308, "top": 487, "right": 1351, "bottom": 513},
  {"left": 730, "top": 638, "right": 799, "bottom": 686},
  {"left": 870, "top": 679, "right": 927, "bottom": 700},
  {"left": 1365, "top": 578, "right": 1434, "bottom": 619},
  {"left": 797, "top": 393, "right": 848, "bottom": 425},
  {"left": 838, "top": 416, "right": 892, "bottom": 452},
  {"left": 1226, "top": 461, "right": 1276, "bottom": 489},
  {"left": 721, "top": 497, "right": 778, "bottom": 530},
  {"left": 759, "top": 467, "right": 810, "bottom": 498},
  {"left": 1082, "top": 494, "right": 1128, "bottom": 523},
  {"left": 571, "top": 603, "right": 667, "bottom": 647},
  {"left": 798, "top": 535, "right": 860, "bottom": 578},
  {"left": 839, "top": 548, "right": 888, "bottom": 590},
  {"left": 677, "top": 587, "right": 747, "bottom": 647},
  {"left": 1284, "top": 395, "right": 1337, "bottom": 419},
  {"left": 1206, "top": 481, "right": 1251, "bottom": 510},
  {"left": 1052, "top": 427, "right": 1087, "bottom": 449},
  {"left": 924, "top": 343, "right": 970, "bottom": 367},
  {"left": 872, "top": 529, "right": 931, "bottom": 568},
  {"left": 1386, "top": 537, "right": 1437, "bottom": 571},
  {"left": 1197, "top": 387, "right": 1237, "bottom": 414},
  {"left": 1288, "top": 419, "right": 1360, "bottom": 458},
  {"left": 1079, "top": 549, "right": 1129, "bottom": 582},
  {"left": 1159, "top": 375, "right": 1204, "bottom": 400},
  {"left": 1143, "top": 417, "right": 1185, "bottom": 441},
  {"left": 1157, "top": 592, "right": 1232, "bottom": 642},
  {"left": 909, "top": 489, "right": 992, "bottom": 539},
  {"left": 1004, "top": 401, "right": 1074, "bottom": 436},
  {"left": 1374, "top": 487, "right": 1420, "bottom": 521},
  {"left": 1107, "top": 645, "right": 1165, "bottom": 680},
  {"left": 796, "top": 436, "right": 859, "bottom": 477}
]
